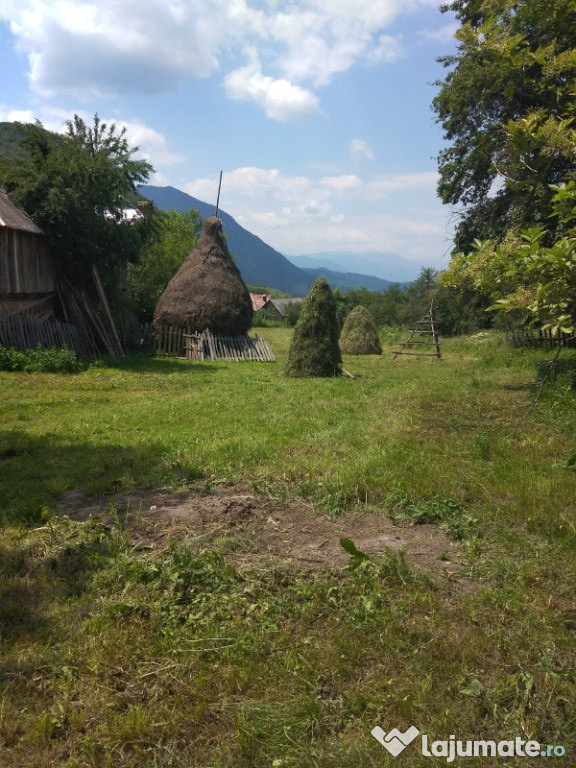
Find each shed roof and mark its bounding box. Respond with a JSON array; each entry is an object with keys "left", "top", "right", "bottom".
[
  {"left": 266, "top": 297, "right": 304, "bottom": 315},
  {"left": 0, "top": 188, "right": 43, "bottom": 235}
]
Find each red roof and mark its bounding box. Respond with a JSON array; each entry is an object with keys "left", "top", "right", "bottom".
[{"left": 250, "top": 293, "right": 272, "bottom": 311}]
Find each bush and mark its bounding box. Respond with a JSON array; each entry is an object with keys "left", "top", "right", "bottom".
[
  {"left": 251, "top": 309, "right": 283, "bottom": 328},
  {"left": 340, "top": 305, "right": 382, "bottom": 355},
  {"left": 285, "top": 277, "right": 342, "bottom": 377},
  {"left": 0, "top": 346, "right": 81, "bottom": 373}
]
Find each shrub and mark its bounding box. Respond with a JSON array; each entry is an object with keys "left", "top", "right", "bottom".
[
  {"left": 0, "top": 346, "right": 81, "bottom": 373},
  {"left": 285, "top": 277, "right": 342, "bottom": 377},
  {"left": 339, "top": 305, "right": 382, "bottom": 355}
]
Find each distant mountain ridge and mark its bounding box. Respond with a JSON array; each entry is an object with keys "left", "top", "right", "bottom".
[
  {"left": 141, "top": 185, "right": 312, "bottom": 296},
  {"left": 141, "top": 185, "right": 405, "bottom": 294},
  {"left": 300, "top": 267, "right": 396, "bottom": 292},
  {"left": 288, "top": 252, "right": 423, "bottom": 283}
]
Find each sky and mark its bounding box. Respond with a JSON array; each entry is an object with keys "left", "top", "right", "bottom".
[{"left": 0, "top": 0, "right": 459, "bottom": 273}]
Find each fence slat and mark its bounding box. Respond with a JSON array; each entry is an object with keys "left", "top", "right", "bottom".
[{"left": 149, "top": 324, "right": 275, "bottom": 362}]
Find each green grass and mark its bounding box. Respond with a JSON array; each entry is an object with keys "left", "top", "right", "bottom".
[{"left": 1, "top": 329, "right": 576, "bottom": 766}]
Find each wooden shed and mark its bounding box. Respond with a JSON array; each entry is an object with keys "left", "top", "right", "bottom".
[{"left": 0, "top": 187, "right": 55, "bottom": 314}]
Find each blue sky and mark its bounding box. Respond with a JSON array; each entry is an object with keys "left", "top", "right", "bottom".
[{"left": 0, "top": 0, "right": 458, "bottom": 272}]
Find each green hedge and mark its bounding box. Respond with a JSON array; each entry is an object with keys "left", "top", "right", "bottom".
[{"left": 0, "top": 346, "right": 81, "bottom": 373}]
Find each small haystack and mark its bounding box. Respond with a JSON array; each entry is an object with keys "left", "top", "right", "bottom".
[
  {"left": 285, "top": 277, "right": 342, "bottom": 377},
  {"left": 340, "top": 305, "right": 382, "bottom": 355},
  {"left": 154, "top": 216, "right": 253, "bottom": 335}
]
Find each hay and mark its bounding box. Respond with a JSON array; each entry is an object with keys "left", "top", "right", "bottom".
[
  {"left": 339, "top": 305, "right": 382, "bottom": 355},
  {"left": 153, "top": 216, "right": 253, "bottom": 335},
  {"left": 285, "top": 277, "right": 342, "bottom": 377}
]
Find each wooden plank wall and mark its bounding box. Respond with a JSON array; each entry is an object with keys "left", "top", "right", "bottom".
[{"left": 0, "top": 230, "right": 55, "bottom": 295}]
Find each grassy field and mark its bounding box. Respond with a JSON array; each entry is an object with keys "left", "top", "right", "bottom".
[{"left": 1, "top": 328, "right": 576, "bottom": 767}]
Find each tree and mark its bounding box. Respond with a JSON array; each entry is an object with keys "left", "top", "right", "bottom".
[
  {"left": 285, "top": 277, "right": 342, "bottom": 377},
  {"left": 441, "top": 183, "right": 576, "bottom": 333},
  {"left": 127, "top": 208, "right": 202, "bottom": 322},
  {"left": 0, "top": 115, "right": 154, "bottom": 299},
  {"left": 433, "top": 0, "right": 576, "bottom": 253}
]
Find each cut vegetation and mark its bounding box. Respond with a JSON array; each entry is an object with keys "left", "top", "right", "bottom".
[{"left": 1, "top": 328, "right": 575, "bottom": 767}]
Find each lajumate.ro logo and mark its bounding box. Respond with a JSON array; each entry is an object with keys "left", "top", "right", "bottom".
[{"left": 371, "top": 725, "right": 566, "bottom": 762}]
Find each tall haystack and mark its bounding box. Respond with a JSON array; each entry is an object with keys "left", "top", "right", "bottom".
[
  {"left": 285, "top": 277, "right": 342, "bottom": 377},
  {"left": 340, "top": 305, "right": 382, "bottom": 355},
  {"left": 153, "top": 216, "right": 253, "bottom": 335}
]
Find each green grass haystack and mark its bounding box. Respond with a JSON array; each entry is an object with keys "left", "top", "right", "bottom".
[
  {"left": 340, "top": 305, "right": 383, "bottom": 355},
  {"left": 285, "top": 277, "right": 342, "bottom": 377}
]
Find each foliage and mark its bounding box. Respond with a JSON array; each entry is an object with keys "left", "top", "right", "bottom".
[
  {"left": 339, "top": 305, "right": 382, "bottom": 355},
  {"left": 433, "top": 0, "right": 576, "bottom": 253},
  {"left": 127, "top": 208, "right": 202, "bottom": 322},
  {"left": 250, "top": 308, "right": 284, "bottom": 328},
  {"left": 441, "top": 184, "right": 576, "bottom": 332},
  {"left": 0, "top": 115, "right": 155, "bottom": 299},
  {"left": 246, "top": 284, "right": 292, "bottom": 298},
  {"left": 342, "top": 285, "right": 407, "bottom": 327},
  {"left": 281, "top": 299, "right": 303, "bottom": 327},
  {"left": 388, "top": 495, "right": 478, "bottom": 541},
  {"left": 0, "top": 346, "right": 81, "bottom": 373},
  {"left": 285, "top": 277, "right": 342, "bottom": 377}
]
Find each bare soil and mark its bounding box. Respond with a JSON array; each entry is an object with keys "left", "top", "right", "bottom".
[{"left": 58, "top": 486, "right": 472, "bottom": 586}]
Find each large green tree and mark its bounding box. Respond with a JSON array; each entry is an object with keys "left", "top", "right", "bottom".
[
  {"left": 433, "top": 0, "right": 576, "bottom": 253},
  {"left": 127, "top": 208, "right": 202, "bottom": 323},
  {"left": 0, "top": 115, "right": 154, "bottom": 297}
]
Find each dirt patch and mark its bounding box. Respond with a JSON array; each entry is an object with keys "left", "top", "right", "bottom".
[{"left": 57, "top": 487, "right": 472, "bottom": 586}]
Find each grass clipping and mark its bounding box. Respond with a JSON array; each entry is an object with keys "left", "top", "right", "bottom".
[
  {"left": 340, "top": 305, "right": 383, "bottom": 355},
  {"left": 285, "top": 277, "right": 342, "bottom": 377}
]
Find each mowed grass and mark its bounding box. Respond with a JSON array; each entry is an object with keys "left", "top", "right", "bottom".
[{"left": 1, "top": 328, "right": 576, "bottom": 767}]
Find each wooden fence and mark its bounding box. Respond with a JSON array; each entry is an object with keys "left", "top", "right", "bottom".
[
  {"left": 509, "top": 328, "right": 576, "bottom": 349},
  {"left": 0, "top": 311, "right": 90, "bottom": 356},
  {"left": 141, "top": 324, "right": 275, "bottom": 362}
]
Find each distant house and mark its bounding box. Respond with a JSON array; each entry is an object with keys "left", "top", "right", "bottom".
[
  {"left": 0, "top": 188, "right": 55, "bottom": 316},
  {"left": 262, "top": 297, "right": 304, "bottom": 321},
  {"left": 250, "top": 293, "right": 272, "bottom": 312}
]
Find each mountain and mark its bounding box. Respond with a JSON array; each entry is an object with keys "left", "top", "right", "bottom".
[
  {"left": 140, "top": 185, "right": 313, "bottom": 296},
  {"left": 300, "top": 267, "right": 396, "bottom": 292},
  {"left": 141, "top": 185, "right": 407, "bottom": 295},
  {"left": 288, "top": 251, "right": 424, "bottom": 283}
]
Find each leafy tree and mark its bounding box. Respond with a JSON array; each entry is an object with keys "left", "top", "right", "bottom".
[
  {"left": 282, "top": 300, "right": 303, "bottom": 327},
  {"left": 127, "top": 208, "right": 202, "bottom": 323},
  {"left": 285, "top": 277, "right": 342, "bottom": 377},
  {"left": 0, "top": 115, "right": 154, "bottom": 299},
  {"left": 342, "top": 285, "right": 408, "bottom": 327},
  {"left": 433, "top": 0, "right": 576, "bottom": 253},
  {"left": 441, "top": 183, "right": 576, "bottom": 333}
]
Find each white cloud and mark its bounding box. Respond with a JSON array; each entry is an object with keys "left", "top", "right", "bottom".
[
  {"left": 2, "top": 0, "right": 436, "bottom": 118},
  {"left": 320, "top": 175, "right": 362, "bottom": 192},
  {"left": 182, "top": 165, "right": 451, "bottom": 262},
  {"left": 349, "top": 139, "right": 374, "bottom": 161},
  {"left": 115, "top": 121, "right": 185, "bottom": 166},
  {"left": 368, "top": 34, "right": 404, "bottom": 64},
  {"left": 368, "top": 171, "right": 438, "bottom": 195},
  {"left": 419, "top": 21, "right": 459, "bottom": 44},
  {"left": 224, "top": 51, "right": 321, "bottom": 121},
  {"left": 6, "top": 0, "right": 229, "bottom": 98}
]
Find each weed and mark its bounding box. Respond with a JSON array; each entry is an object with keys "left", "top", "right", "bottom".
[{"left": 387, "top": 494, "right": 479, "bottom": 541}]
